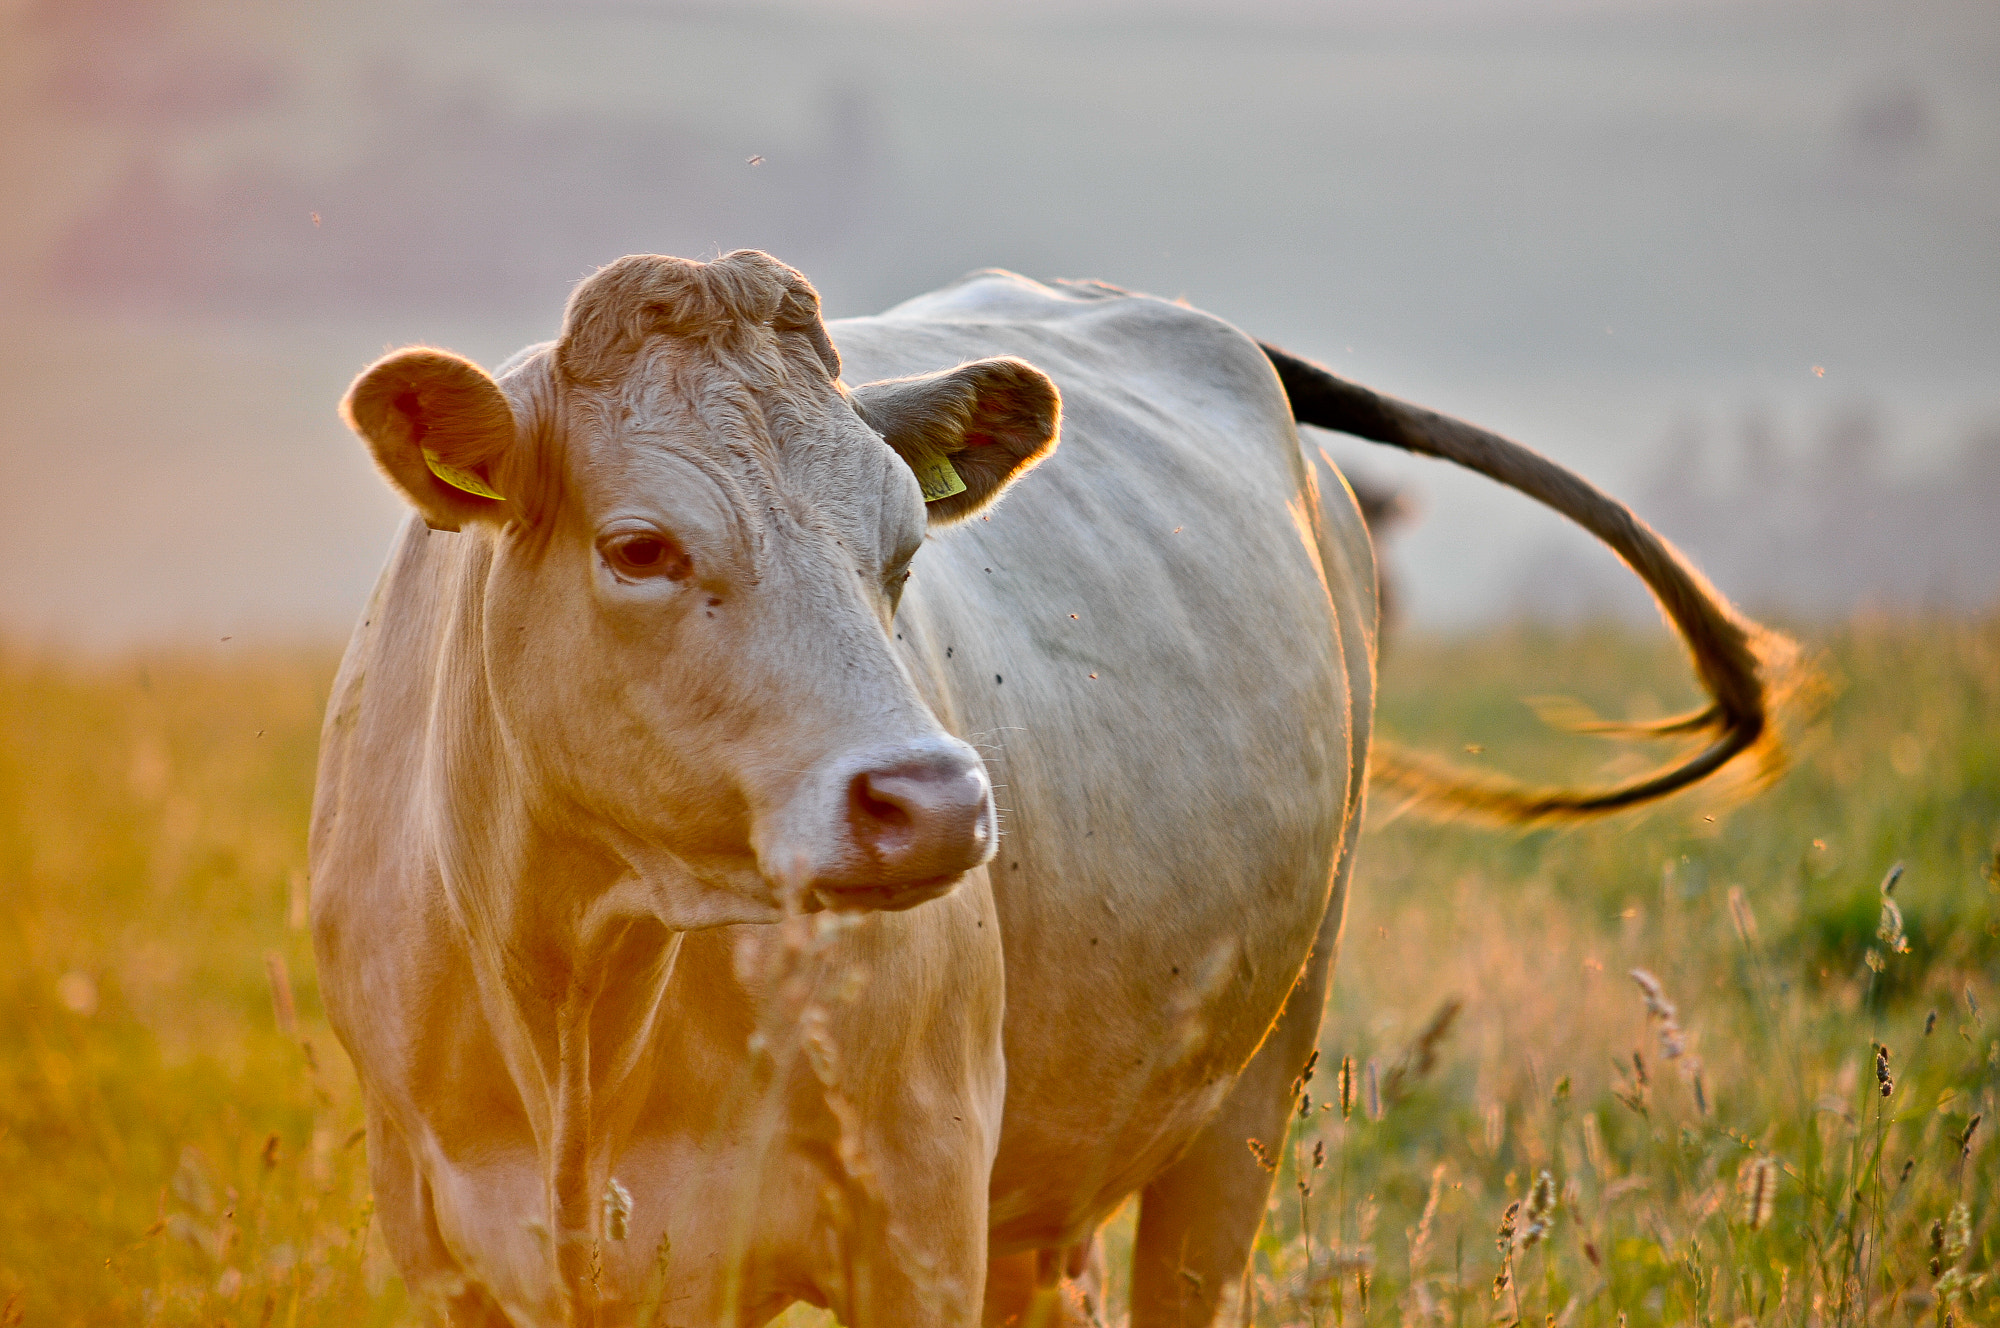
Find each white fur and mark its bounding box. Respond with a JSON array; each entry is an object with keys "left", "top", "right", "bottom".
[{"left": 313, "top": 262, "right": 1376, "bottom": 1327}]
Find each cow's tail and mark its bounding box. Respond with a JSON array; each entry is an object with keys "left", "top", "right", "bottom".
[{"left": 1261, "top": 341, "right": 1805, "bottom": 825}]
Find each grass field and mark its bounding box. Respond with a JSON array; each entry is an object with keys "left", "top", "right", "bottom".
[{"left": 0, "top": 617, "right": 1993, "bottom": 1326}]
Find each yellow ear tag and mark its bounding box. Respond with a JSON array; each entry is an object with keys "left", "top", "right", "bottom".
[
  {"left": 422, "top": 448, "right": 506, "bottom": 502},
  {"left": 906, "top": 443, "right": 967, "bottom": 503}
]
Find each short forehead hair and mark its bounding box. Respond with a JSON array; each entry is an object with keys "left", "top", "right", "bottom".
[
  {"left": 556, "top": 250, "right": 841, "bottom": 392},
  {"left": 548, "top": 258, "right": 898, "bottom": 560}
]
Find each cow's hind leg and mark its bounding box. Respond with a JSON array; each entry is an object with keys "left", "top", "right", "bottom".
[{"left": 1127, "top": 884, "right": 1347, "bottom": 1328}]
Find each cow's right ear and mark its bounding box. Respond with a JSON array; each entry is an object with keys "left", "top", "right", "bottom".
[{"left": 341, "top": 347, "right": 517, "bottom": 533}]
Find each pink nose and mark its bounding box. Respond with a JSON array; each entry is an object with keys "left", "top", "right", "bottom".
[{"left": 845, "top": 754, "right": 994, "bottom": 886}]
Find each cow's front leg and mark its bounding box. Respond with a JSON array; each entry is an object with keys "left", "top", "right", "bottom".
[
  {"left": 982, "top": 1237, "right": 1107, "bottom": 1327},
  {"left": 1127, "top": 870, "right": 1348, "bottom": 1328},
  {"left": 366, "top": 1101, "right": 518, "bottom": 1327},
  {"left": 811, "top": 1110, "right": 994, "bottom": 1328}
]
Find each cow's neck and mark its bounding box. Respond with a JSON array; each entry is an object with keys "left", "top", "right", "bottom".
[{"left": 420, "top": 530, "right": 682, "bottom": 1310}]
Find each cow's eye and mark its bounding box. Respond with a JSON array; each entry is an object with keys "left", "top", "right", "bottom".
[{"left": 603, "top": 533, "right": 693, "bottom": 581}]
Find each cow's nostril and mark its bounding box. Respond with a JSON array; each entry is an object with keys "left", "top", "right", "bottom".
[{"left": 851, "top": 773, "right": 915, "bottom": 832}]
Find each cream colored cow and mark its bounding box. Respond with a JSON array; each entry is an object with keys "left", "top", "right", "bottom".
[{"left": 313, "top": 250, "right": 1781, "bottom": 1326}]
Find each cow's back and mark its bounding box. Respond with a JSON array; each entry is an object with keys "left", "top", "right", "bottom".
[{"left": 830, "top": 272, "right": 1377, "bottom": 1248}]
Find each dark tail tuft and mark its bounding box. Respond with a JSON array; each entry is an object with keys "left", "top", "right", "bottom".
[{"left": 1261, "top": 341, "right": 1805, "bottom": 825}]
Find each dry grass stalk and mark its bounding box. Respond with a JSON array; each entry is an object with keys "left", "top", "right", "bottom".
[
  {"left": 1582, "top": 1112, "right": 1608, "bottom": 1179},
  {"left": 11, "top": 620, "right": 1999, "bottom": 1324},
  {"left": 1629, "top": 968, "right": 1688, "bottom": 1061},
  {"left": 1612, "top": 1052, "right": 1649, "bottom": 1115},
  {"left": 1406, "top": 1163, "right": 1447, "bottom": 1272},
  {"left": 264, "top": 950, "right": 298, "bottom": 1041},
  {"left": 1726, "top": 885, "right": 1759, "bottom": 944},
  {"left": 1381, "top": 997, "right": 1463, "bottom": 1106},
  {"left": 1296, "top": 1047, "right": 1319, "bottom": 1119},
  {"left": 1491, "top": 1201, "right": 1521, "bottom": 1300}
]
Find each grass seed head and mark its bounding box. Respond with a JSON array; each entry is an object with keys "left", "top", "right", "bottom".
[
  {"left": 1742, "top": 1156, "right": 1777, "bottom": 1230},
  {"left": 1945, "top": 1202, "right": 1972, "bottom": 1264},
  {"left": 1406, "top": 1162, "right": 1446, "bottom": 1272},
  {"left": 1247, "top": 1137, "right": 1276, "bottom": 1172},
  {"left": 1519, "top": 1170, "right": 1557, "bottom": 1249},
  {"left": 1492, "top": 1200, "right": 1520, "bottom": 1299},
  {"left": 1630, "top": 969, "right": 1688, "bottom": 1059},
  {"left": 602, "top": 1177, "right": 632, "bottom": 1242},
  {"left": 1875, "top": 1042, "right": 1895, "bottom": 1098},
  {"left": 1339, "top": 1054, "right": 1355, "bottom": 1120},
  {"left": 1876, "top": 895, "right": 1910, "bottom": 954},
  {"left": 1582, "top": 1112, "right": 1608, "bottom": 1177},
  {"left": 1381, "top": 997, "right": 1463, "bottom": 1106}
]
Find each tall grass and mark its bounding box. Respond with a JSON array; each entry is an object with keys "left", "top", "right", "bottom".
[
  {"left": 0, "top": 644, "right": 395, "bottom": 1326},
  {"left": 1236, "top": 616, "right": 1999, "bottom": 1328},
  {"left": 0, "top": 618, "right": 1992, "bottom": 1325}
]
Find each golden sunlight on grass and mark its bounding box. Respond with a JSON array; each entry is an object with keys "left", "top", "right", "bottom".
[
  {"left": 1242, "top": 617, "right": 1999, "bottom": 1327},
  {"left": 0, "top": 619, "right": 1993, "bottom": 1325}
]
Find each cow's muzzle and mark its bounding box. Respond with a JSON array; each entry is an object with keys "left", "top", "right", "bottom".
[{"left": 803, "top": 739, "right": 995, "bottom": 909}]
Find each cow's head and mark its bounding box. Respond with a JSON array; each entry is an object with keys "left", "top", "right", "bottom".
[{"left": 341, "top": 251, "right": 1058, "bottom": 925}]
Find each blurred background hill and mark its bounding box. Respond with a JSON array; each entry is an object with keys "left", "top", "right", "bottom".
[{"left": 2, "top": 0, "right": 1996, "bottom": 644}]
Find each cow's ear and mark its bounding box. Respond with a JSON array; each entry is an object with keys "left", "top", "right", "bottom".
[
  {"left": 342, "top": 347, "right": 517, "bottom": 533},
  {"left": 849, "top": 357, "right": 1060, "bottom": 526}
]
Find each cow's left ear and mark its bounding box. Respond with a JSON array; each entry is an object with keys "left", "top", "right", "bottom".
[{"left": 849, "top": 357, "right": 1060, "bottom": 525}]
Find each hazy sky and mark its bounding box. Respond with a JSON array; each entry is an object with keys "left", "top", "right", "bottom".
[{"left": 1, "top": 0, "right": 1994, "bottom": 643}]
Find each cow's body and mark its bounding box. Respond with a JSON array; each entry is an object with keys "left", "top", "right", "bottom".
[
  {"left": 313, "top": 260, "right": 1361, "bottom": 1326},
  {"left": 832, "top": 274, "right": 1377, "bottom": 1258}
]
